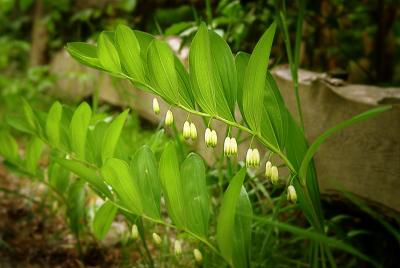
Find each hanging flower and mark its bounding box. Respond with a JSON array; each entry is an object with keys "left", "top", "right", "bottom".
[
  {"left": 174, "top": 240, "right": 182, "bottom": 255},
  {"left": 246, "top": 148, "right": 260, "bottom": 167},
  {"left": 193, "top": 248, "right": 203, "bottom": 263},
  {"left": 183, "top": 121, "right": 191, "bottom": 139},
  {"left": 152, "top": 98, "right": 160, "bottom": 115},
  {"left": 271, "top": 166, "right": 279, "bottom": 185},
  {"left": 131, "top": 224, "right": 139, "bottom": 240},
  {"left": 205, "top": 128, "right": 217, "bottom": 147},
  {"left": 165, "top": 110, "right": 174, "bottom": 126},
  {"left": 224, "top": 137, "right": 237, "bottom": 156},
  {"left": 190, "top": 122, "right": 197, "bottom": 140},
  {"left": 265, "top": 161, "right": 272, "bottom": 178},
  {"left": 152, "top": 232, "right": 162, "bottom": 245},
  {"left": 287, "top": 185, "right": 297, "bottom": 203}
]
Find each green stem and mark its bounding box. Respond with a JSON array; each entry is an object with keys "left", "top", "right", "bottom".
[
  {"left": 205, "top": 0, "right": 212, "bottom": 25},
  {"left": 141, "top": 215, "right": 222, "bottom": 259},
  {"left": 138, "top": 218, "right": 155, "bottom": 268},
  {"left": 177, "top": 104, "right": 296, "bottom": 173},
  {"left": 278, "top": 4, "right": 305, "bottom": 131}
]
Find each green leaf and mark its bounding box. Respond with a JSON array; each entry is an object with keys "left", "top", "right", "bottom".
[
  {"left": 25, "top": 137, "right": 43, "bottom": 175},
  {"left": 22, "top": 98, "right": 42, "bottom": 135},
  {"left": 180, "top": 153, "right": 210, "bottom": 238},
  {"left": 97, "top": 32, "right": 121, "bottom": 73},
  {"left": 165, "top": 22, "right": 194, "bottom": 35},
  {"left": 115, "top": 25, "right": 146, "bottom": 82},
  {"left": 66, "top": 42, "right": 102, "bottom": 70},
  {"left": 6, "top": 115, "right": 33, "bottom": 135},
  {"left": 299, "top": 105, "right": 391, "bottom": 185},
  {"left": 147, "top": 39, "right": 194, "bottom": 108},
  {"left": 56, "top": 158, "right": 111, "bottom": 198},
  {"left": 259, "top": 72, "right": 289, "bottom": 149},
  {"left": 46, "top": 101, "right": 62, "bottom": 148},
  {"left": 286, "top": 116, "right": 323, "bottom": 230},
  {"left": 70, "top": 102, "right": 92, "bottom": 160},
  {"left": 133, "top": 30, "right": 155, "bottom": 61},
  {"left": 101, "top": 109, "right": 129, "bottom": 163},
  {"left": 189, "top": 23, "right": 217, "bottom": 116},
  {"left": 253, "top": 216, "right": 381, "bottom": 268},
  {"left": 87, "top": 121, "right": 108, "bottom": 167},
  {"left": 147, "top": 39, "right": 181, "bottom": 103},
  {"left": 48, "top": 161, "right": 70, "bottom": 194},
  {"left": 0, "top": 130, "right": 19, "bottom": 162},
  {"left": 235, "top": 52, "right": 250, "bottom": 117},
  {"left": 159, "top": 141, "right": 186, "bottom": 228},
  {"left": 209, "top": 30, "right": 237, "bottom": 114},
  {"left": 189, "top": 23, "right": 234, "bottom": 120},
  {"left": 242, "top": 22, "right": 276, "bottom": 133},
  {"left": 59, "top": 106, "right": 74, "bottom": 152},
  {"left": 101, "top": 158, "right": 143, "bottom": 215},
  {"left": 130, "top": 145, "right": 161, "bottom": 219},
  {"left": 232, "top": 187, "right": 252, "bottom": 268},
  {"left": 92, "top": 200, "right": 118, "bottom": 240},
  {"left": 217, "top": 168, "right": 252, "bottom": 267},
  {"left": 67, "top": 179, "right": 86, "bottom": 234}
]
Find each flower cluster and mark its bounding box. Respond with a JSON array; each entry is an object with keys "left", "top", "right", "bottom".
[
  {"left": 151, "top": 231, "right": 202, "bottom": 262},
  {"left": 245, "top": 148, "right": 260, "bottom": 167},
  {"left": 265, "top": 161, "right": 279, "bottom": 184},
  {"left": 205, "top": 128, "right": 218, "bottom": 148},
  {"left": 224, "top": 136, "right": 238, "bottom": 156},
  {"left": 183, "top": 121, "right": 197, "bottom": 140}
]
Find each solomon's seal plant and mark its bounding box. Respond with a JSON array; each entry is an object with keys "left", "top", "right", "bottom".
[
  {"left": 64, "top": 21, "right": 389, "bottom": 267},
  {"left": 0, "top": 21, "right": 387, "bottom": 268}
]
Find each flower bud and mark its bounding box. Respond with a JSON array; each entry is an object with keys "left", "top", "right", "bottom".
[
  {"left": 165, "top": 110, "right": 174, "bottom": 126},
  {"left": 224, "top": 137, "right": 238, "bottom": 156},
  {"left": 224, "top": 137, "right": 231, "bottom": 156},
  {"left": 183, "top": 121, "right": 191, "bottom": 139},
  {"left": 190, "top": 123, "right": 197, "bottom": 140},
  {"left": 252, "top": 148, "right": 260, "bottom": 167},
  {"left": 131, "top": 224, "right": 139, "bottom": 240},
  {"left": 265, "top": 161, "right": 272, "bottom": 178},
  {"left": 174, "top": 240, "right": 182, "bottom": 255},
  {"left": 152, "top": 98, "right": 160, "bottom": 115},
  {"left": 152, "top": 232, "right": 162, "bottom": 245},
  {"left": 193, "top": 248, "right": 203, "bottom": 263},
  {"left": 287, "top": 185, "right": 297, "bottom": 203},
  {"left": 270, "top": 166, "right": 279, "bottom": 185},
  {"left": 230, "top": 137, "right": 237, "bottom": 155},
  {"left": 211, "top": 130, "right": 218, "bottom": 147}
]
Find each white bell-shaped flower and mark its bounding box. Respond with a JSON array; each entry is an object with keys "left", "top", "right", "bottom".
[
  {"left": 165, "top": 110, "right": 174, "bottom": 126},
  {"left": 271, "top": 166, "right": 279, "bottom": 185},
  {"left": 152, "top": 98, "right": 160, "bottom": 115},
  {"left": 287, "top": 185, "right": 297, "bottom": 203},
  {"left": 190, "top": 123, "right": 197, "bottom": 140},
  {"left": 183, "top": 121, "right": 191, "bottom": 139}
]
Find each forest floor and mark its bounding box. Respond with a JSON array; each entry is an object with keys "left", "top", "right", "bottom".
[{"left": 0, "top": 164, "right": 139, "bottom": 268}]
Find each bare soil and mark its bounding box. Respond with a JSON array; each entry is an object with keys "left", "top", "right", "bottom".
[{"left": 0, "top": 164, "right": 135, "bottom": 268}]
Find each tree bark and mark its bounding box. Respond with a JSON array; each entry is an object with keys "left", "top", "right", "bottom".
[{"left": 29, "top": 0, "right": 48, "bottom": 66}]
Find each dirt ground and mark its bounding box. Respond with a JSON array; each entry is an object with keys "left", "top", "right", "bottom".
[{"left": 0, "top": 164, "right": 137, "bottom": 268}]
